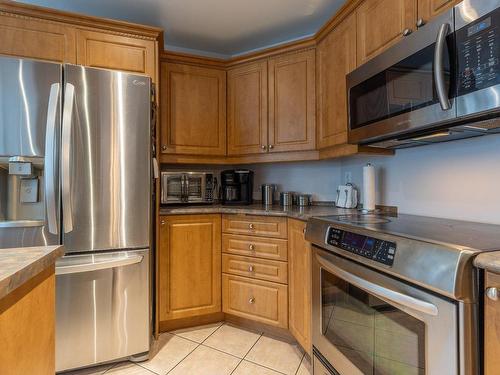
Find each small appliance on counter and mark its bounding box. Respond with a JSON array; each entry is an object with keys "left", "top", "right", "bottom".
[
  {"left": 221, "top": 170, "right": 253, "bottom": 205},
  {"left": 161, "top": 171, "right": 217, "bottom": 204},
  {"left": 335, "top": 183, "right": 358, "bottom": 209},
  {"left": 261, "top": 184, "right": 277, "bottom": 205}
]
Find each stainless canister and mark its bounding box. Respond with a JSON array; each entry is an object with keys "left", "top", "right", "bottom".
[
  {"left": 261, "top": 184, "right": 276, "bottom": 205},
  {"left": 297, "top": 193, "right": 312, "bottom": 206},
  {"left": 279, "top": 191, "right": 295, "bottom": 206}
]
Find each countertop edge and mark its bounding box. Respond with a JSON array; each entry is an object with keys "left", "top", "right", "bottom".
[
  {"left": 474, "top": 252, "right": 500, "bottom": 274},
  {"left": 0, "top": 245, "right": 65, "bottom": 300}
]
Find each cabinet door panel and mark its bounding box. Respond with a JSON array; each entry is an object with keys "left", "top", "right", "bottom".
[
  {"left": 418, "top": 0, "right": 459, "bottom": 25},
  {"left": 227, "top": 61, "right": 268, "bottom": 155},
  {"left": 268, "top": 50, "right": 316, "bottom": 152},
  {"left": 317, "top": 14, "right": 357, "bottom": 149},
  {"left": 288, "top": 219, "right": 312, "bottom": 354},
  {"left": 161, "top": 63, "right": 226, "bottom": 155},
  {"left": 357, "top": 0, "right": 417, "bottom": 65},
  {"left": 159, "top": 215, "right": 221, "bottom": 321},
  {"left": 76, "top": 30, "right": 155, "bottom": 78},
  {"left": 485, "top": 272, "right": 500, "bottom": 375},
  {"left": 0, "top": 14, "right": 76, "bottom": 63}
]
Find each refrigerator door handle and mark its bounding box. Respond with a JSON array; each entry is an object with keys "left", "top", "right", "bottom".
[
  {"left": 56, "top": 254, "right": 144, "bottom": 275},
  {"left": 61, "top": 83, "right": 75, "bottom": 233},
  {"left": 45, "top": 83, "right": 60, "bottom": 235}
]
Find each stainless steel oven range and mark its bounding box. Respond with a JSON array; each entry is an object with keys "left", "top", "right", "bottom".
[{"left": 305, "top": 214, "right": 500, "bottom": 375}]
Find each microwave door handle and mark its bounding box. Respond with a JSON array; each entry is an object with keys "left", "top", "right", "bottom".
[
  {"left": 185, "top": 176, "right": 190, "bottom": 202},
  {"left": 434, "top": 23, "right": 451, "bottom": 111},
  {"left": 180, "top": 174, "right": 186, "bottom": 202},
  {"left": 45, "top": 83, "right": 60, "bottom": 235},
  {"left": 317, "top": 256, "right": 438, "bottom": 317},
  {"left": 61, "top": 83, "right": 75, "bottom": 233}
]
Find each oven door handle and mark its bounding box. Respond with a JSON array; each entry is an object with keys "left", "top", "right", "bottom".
[
  {"left": 317, "top": 256, "right": 439, "bottom": 316},
  {"left": 434, "top": 22, "right": 451, "bottom": 111}
]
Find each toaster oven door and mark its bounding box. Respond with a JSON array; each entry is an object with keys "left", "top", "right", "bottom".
[
  {"left": 185, "top": 173, "right": 207, "bottom": 203},
  {"left": 161, "top": 173, "right": 184, "bottom": 204}
]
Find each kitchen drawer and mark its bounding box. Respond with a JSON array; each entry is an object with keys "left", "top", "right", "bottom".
[
  {"left": 222, "top": 214, "right": 287, "bottom": 239},
  {"left": 222, "top": 234, "right": 288, "bottom": 261},
  {"left": 222, "top": 274, "right": 288, "bottom": 328},
  {"left": 222, "top": 254, "right": 288, "bottom": 284}
]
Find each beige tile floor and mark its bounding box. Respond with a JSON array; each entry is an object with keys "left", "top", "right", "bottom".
[{"left": 65, "top": 322, "right": 312, "bottom": 375}]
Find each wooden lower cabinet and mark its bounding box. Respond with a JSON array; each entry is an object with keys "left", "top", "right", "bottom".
[
  {"left": 485, "top": 271, "right": 500, "bottom": 375},
  {"left": 159, "top": 214, "right": 222, "bottom": 322},
  {"left": 288, "top": 219, "right": 312, "bottom": 354},
  {"left": 222, "top": 273, "right": 288, "bottom": 329},
  {"left": 222, "top": 254, "right": 288, "bottom": 284},
  {"left": 0, "top": 267, "right": 55, "bottom": 375},
  {"left": 222, "top": 214, "right": 288, "bottom": 239}
]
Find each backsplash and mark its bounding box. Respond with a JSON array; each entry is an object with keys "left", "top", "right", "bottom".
[{"left": 249, "top": 134, "right": 500, "bottom": 224}]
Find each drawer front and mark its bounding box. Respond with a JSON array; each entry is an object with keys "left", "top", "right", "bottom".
[
  {"left": 222, "top": 274, "right": 288, "bottom": 328},
  {"left": 222, "top": 215, "right": 287, "bottom": 239},
  {"left": 222, "top": 234, "right": 288, "bottom": 261},
  {"left": 222, "top": 254, "right": 288, "bottom": 284}
]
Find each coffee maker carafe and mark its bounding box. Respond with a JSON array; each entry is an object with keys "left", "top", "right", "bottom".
[{"left": 221, "top": 170, "right": 253, "bottom": 205}]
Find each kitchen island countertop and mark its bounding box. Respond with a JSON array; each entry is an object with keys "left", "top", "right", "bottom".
[{"left": 0, "top": 245, "right": 65, "bottom": 300}]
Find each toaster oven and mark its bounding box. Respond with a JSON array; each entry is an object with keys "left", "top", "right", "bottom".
[{"left": 161, "top": 172, "right": 216, "bottom": 204}]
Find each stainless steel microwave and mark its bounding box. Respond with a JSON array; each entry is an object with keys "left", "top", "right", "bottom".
[
  {"left": 347, "top": 0, "right": 500, "bottom": 148},
  {"left": 161, "top": 171, "right": 216, "bottom": 204}
]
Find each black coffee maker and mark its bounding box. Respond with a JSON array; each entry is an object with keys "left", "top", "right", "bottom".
[{"left": 221, "top": 170, "right": 253, "bottom": 205}]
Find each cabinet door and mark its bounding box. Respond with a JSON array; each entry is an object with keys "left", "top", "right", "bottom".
[
  {"left": 485, "top": 272, "right": 500, "bottom": 375},
  {"left": 268, "top": 50, "right": 316, "bottom": 152},
  {"left": 317, "top": 14, "right": 357, "bottom": 149},
  {"left": 159, "top": 214, "right": 222, "bottom": 321},
  {"left": 418, "top": 0, "right": 459, "bottom": 26},
  {"left": 288, "top": 219, "right": 312, "bottom": 355},
  {"left": 227, "top": 61, "right": 268, "bottom": 155},
  {"left": 357, "top": 0, "right": 417, "bottom": 65},
  {"left": 161, "top": 63, "right": 227, "bottom": 155},
  {"left": 76, "top": 30, "right": 156, "bottom": 78},
  {"left": 0, "top": 14, "right": 76, "bottom": 63}
]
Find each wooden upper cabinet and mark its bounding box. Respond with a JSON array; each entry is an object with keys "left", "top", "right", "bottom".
[
  {"left": 288, "top": 219, "right": 312, "bottom": 355},
  {"left": 356, "top": 0, "right": 417, "bottom": 65},
  {"left": 0, "top": 14, "right": 76, "bottom": 63},
  {"left": 418, "top": 0, "right": 459, "bottom": 25},
  {"left": 268, "top": 50, "right": 316, "bottom": 152},
  {"left": 317, "top": 13, "right": 357, "bottom": 149},
  {"left": 76, "top": 29, "right": 156, "bottom": 79},
  {"left": 161, "top": 63, "right": 227, "bottom": 155},
  {"left": 158, "top": 214, "right": 222, "bottom": 322},
  {"left": 227, "top": 61, "right": 268, "bottom": 155}
]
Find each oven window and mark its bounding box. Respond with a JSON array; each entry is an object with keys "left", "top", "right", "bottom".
[
  {"left": 321, "top": 269, "right": 425, "bottom": 374},
  {"left": 349, "top": 39, "right": 453, "bottom": 130}
]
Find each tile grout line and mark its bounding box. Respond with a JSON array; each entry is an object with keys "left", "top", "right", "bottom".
[
  {"left": 293, "top": 353, "right": 306, "bottom": 375},
  {"left": 241, "top": 358, "right": 289, "bottom": 375},
  {"left": 199, "top": 321, "right": 226, "bottom": 344},
  {"left": 164, "top": 341, "right": 201, "bottom": 375},
  {"left": 229, "top": 332, "right": 263, "bottom": 375}
]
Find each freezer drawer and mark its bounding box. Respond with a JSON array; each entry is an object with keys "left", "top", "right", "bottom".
[{"left": 55, "top": 249, "right": 150, "bottom": 372}]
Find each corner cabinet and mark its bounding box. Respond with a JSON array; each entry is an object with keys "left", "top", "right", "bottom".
[
  {"left": 288, "top": 219, "right": 312, "bottom": 354},
  {"left": 227, "top": 60, "right": 268, "bottom": 155},
  {"left": 158, "top": 215, "right": 222, "bottom": 323},
  {"left": 356, "top": 0, "right": 417, "bottom": 65},
  {"left": 418, "top": 0, "right": 460, "bottom": 26},
  {"left": 160, "top": 63, "right": 227, "bottom": 156},
  {"left": 317, "top": 13, "right": 357, "bottom": 149}
]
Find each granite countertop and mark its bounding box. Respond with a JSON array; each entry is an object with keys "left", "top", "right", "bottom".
[
  {"left": 0, "top": 245, "right": 65, "bottom": 300},
  {"left": 474, "top": 252, "right": 500, "bottom": 274},
  {"left": 160, "top": 203, "right": 358, "bottom": 221}
]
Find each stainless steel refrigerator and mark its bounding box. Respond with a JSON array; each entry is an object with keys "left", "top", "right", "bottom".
[{"left": 0, "top": 55, "right": 152, "bottom": 372}]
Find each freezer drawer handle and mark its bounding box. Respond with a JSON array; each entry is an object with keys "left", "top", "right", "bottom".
[
  {"left": 56, "top": 254, "right": 144, "bottom": 275},
  {"left": 61, "top": 83, "right": 75, "bottom": 233},
  {"left": 45, "top": 83, "right": 60, "bottom": 235}
]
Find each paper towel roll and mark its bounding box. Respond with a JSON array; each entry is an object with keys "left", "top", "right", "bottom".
[{"left": 363, "top": 163, "right": 376, "bottom": 212}]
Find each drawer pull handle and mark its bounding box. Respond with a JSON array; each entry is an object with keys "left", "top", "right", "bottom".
[
  {"left": 248, "top": 265, "right": 254, "bottom": 272},
  {"left": 249, "top": 244, "right": 255, "bottom": 251},
  {"left": 486, "top": 287, "right": 499, "bottom": 301},
  {"left": 249, "top": 223, "right": 254, "bottom": 229},
  {"left": 249, "top": 297, "right": 255, "bottom": 304}
]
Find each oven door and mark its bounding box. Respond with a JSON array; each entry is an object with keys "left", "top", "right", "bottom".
[
  {"left": 312, "top": 247, "right": 458, "bottom": 375},
  {"left": 347, "top": 9, "right": 456, "bottom": 145}
]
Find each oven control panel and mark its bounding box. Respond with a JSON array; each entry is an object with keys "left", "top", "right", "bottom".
[{"left": 326, "top": 227, "right": 396, "bottom": 266}]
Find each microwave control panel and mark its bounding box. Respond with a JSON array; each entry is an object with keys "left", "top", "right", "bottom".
[
  {"left": 326, "top": 227, "right": 396, "bottom": 266},
  {"left": 457, "top": 9, "right": 500, "bottom": 96}
]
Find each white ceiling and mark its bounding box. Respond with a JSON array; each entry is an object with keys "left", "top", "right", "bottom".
[{"left": 16, "top": 0, "right": 346, "bottom": 58}]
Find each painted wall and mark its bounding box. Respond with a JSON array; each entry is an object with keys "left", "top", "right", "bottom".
[{"left": 248, "top": 134, "right": 500, "bottom": 224}]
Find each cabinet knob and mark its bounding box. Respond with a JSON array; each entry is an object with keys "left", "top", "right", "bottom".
[
  {"left": 416, "top": 18, "right": 426, "bottom": 28},
  {"left": 161, "top": 145, "right": 167, "bottom": 151},
  {"left": 268, "top": 144, "right": 274, "bottom": 150},
  {"left": 160, "top": 220, "right": 165, "bottom": 225},
  {"left": 249, "top": 223, "right": 254, "bottom": 229},
  {"left": 248, "top": 297, "right": 255, "bottom": 304},
  {"left": 248, "top": 265, "right": 254, "bottom": 272},
  {"left": 249, "top": 244, "right": 255, "bottom": 251},
  {"left": 261, "top": 145, "right": 267, "bottom": 150},
  {"left": 486, "top": 287, "right": 499, "bottom": 301},
  {"left": 403, "top": 28, "right": 413, "bottom": 37}
]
